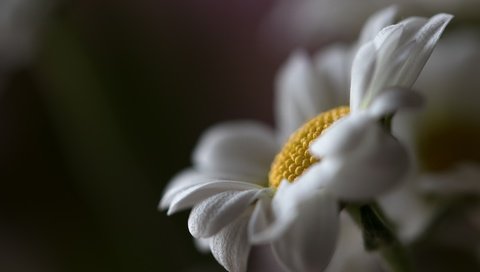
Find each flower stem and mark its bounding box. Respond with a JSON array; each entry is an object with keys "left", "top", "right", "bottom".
[{"left": 346, "top": 203, "right": 412, "bottom": 272}]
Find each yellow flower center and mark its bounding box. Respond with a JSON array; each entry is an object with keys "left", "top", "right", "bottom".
[{"left": 268, "top": 106, "right": 350, "bottom": 188}]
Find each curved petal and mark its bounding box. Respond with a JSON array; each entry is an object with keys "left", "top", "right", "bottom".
[
  {"left": 310, "top": 113, "right": 373, "bottom": 157},
  {"left": 395, "top": 14, "right": 453, "bottom": 87},
  {"left": 168, "top": 181, "right": 262, "bottom": 215},
  {"left": 159, "top": 169, "right": 216, "bottom": 210},
  {"left": 210, "top": 213, "right": 251, "bottom": 272},
  {"left": 315, "top": 119, "right": 410, "bottom": 200},
  {"left": 396, "top": 17, "right": 429, "bottom": 45},
  {"left": 353, "top": 13, "right": 452, "bottom": 110},
  {"left": 272, "top": 191, "right": 339, "bottom": 272},
  {"left": 362, "top": 19, "right": 422, "bottom": 103},
  {"left": 368, "top": 87, "right": 424, "bottom": 117},
  {"left": 188, "top": 189, "right": 267, "bottom": 238},
  {"left": 193, "top": 122, "right": 277, "bottom": 184}
]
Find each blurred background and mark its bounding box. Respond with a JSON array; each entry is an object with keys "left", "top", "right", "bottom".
[
  {"left": 0, "top": 0, "right": 282, "bottom": 271},
  {"left": 1, "top": 0, "right": 480, "bottom": 271}
]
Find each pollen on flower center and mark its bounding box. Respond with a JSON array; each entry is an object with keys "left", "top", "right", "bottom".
[{"left": 268, "top": 106, "right": 350, "bottom": 188}]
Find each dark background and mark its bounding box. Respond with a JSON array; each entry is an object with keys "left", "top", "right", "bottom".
[
  {"left": 3, "top": 1, "right": 480, "bottom": 271},
  {"left": 0, "top": 0, "right": 284, "bottom": 271}
]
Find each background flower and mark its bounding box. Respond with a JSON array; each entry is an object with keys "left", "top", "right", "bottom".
[{"left": 380, "top": 28, "right": 480, "bottom": 245}]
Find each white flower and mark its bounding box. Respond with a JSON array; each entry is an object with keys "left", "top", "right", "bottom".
[{"left": 160, "top": 9, "right": 452, "bottom": 272}]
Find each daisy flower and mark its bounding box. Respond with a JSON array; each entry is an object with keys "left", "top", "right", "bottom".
[{"left": 160, "top": 9, "right": 452, "bottom": 272}]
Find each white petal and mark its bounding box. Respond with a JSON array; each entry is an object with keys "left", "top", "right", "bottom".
[
  {"left": 368, "top": 87, "right": 424, "bottom": 117},
  {"left": 316, "top": 119, "right": 410, "bottom": 200},
  {"left": 313, "top": 44, "right": 351, "bottom": 106},
  {"left": 310, "top": 113, "right": 373, "bottom": 157},
  {"left": 168, "top": 181, "right": 261, "bottom": 215},
  {"left": 249, "top": 181, "right": 298, "bottom": 244},
  {"left": 193, "top": 122, "right": 277, "bottom": 184},
  {"left": 362, "top": 19, "right": 421, "bottom": 98},
  {"left": 396, "top": 17, "right": 429, "bottom": 45},
  {"left": 188, "top": 189, "right": 265, "bottom": 238},
  {"left": 395, "top": 14, "right": 453, "bottom": 87},
  {"left": 379, "top": 184, "right": 436, "bottom": 243},
  {"left": 248, "top": 194, "right": 274, "bottom": 243},
  {"left": 159, "top": 169, "right": 216, "bottom": 210},
  {"left": 210, "top": 214, "right": 251, "bottom": 272},
  {"left": 357, "top": 24, "right": 404, "bottom": 109},
  {"left": 350, "top": 41, "right": 377, "bottom": 111},
  {"left": 358, "top": 6, "right": 397, "bottom": 46},
  {"left": 275, "top": 50, "right": 337, "bottom": 140},
  {"left": 325, "top": 212, "right": 382, "bottom": 272},
  {"left": 353, "top": 14, "right": 452, "bottom": 110},
  {"left": 293, "top": 163, "right": 334, "bottom": 191},
  {"left": 272, "top": 191, "right": 339, "bottom": 272}
]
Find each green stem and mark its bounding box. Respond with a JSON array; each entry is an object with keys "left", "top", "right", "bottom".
[{"left": 346, "top": 203, "right": 412, "bottom": 272}]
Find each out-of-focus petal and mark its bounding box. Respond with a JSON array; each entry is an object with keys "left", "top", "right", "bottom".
[
  {"left": 312, "top": 116, "right": 409, "bottom": 200},
  {"left": 210, "top": 214, "right": 251, "bottom": 272},
  {"left": 313, "top": 45, "right": 351, "bottom": 106},
  {"left": 325, "top": 212, "right": 383, "bottom": 272},
  {"left": 358, "top": 6, "right": 398, "bottom": 45},
  {"left": 272, "top": 191, "right": 339, "bottom": 272},
  {"left": 379, "top": 183, "right": 436, "bottom": 242},
  {"left": 249, "top": 181, "right": 298, "bottom": 244},
  {"left": 275, "top": 50, "right": 337, "bottom": 140},
  {"left": 350, "top": 41, "right": 377, "bottom": 111},
  {"left": 249, "top": 176, "right": 331, "bottom": 244},
  {"left": 159, "top": 169, "right": 216, "bottom": 210},
  {"left": 419, "top": 163, "right": 480, "bottom": 194},
  {"left": 368, "top": 87, "right": 424, "bottom": 117},
  {"left": 193, "top": 122, "right": 277, "bottom": 184},
  {"left": 167, "top": 181, "right": 261, "bottom": 215},
  {"left": 188, "top": 189, "right": 265, "bottom": 238},
  {"left": 310, "top": 114, "right": 373, "bottom": 157},
  {"left": 248, "top": 194, "right": 274, "bottom": 243}
]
